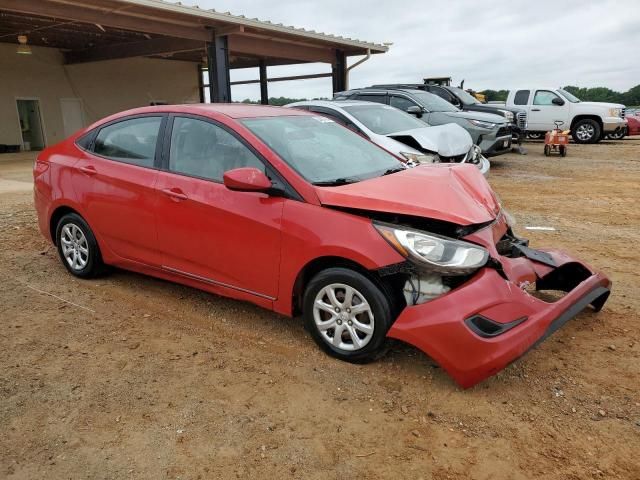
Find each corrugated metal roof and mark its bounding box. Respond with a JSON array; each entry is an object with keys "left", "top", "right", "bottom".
[{"left": 122, "top": 0, "right": 389, "bottom": 53}]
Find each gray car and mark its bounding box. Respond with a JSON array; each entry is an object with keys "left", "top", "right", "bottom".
[{"left": 335, "top": 88, "right": 512, "bottom": 157}]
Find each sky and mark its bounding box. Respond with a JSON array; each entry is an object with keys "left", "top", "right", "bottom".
[{"left": 177, "top": 0, "right": 640, "bottom": 101}]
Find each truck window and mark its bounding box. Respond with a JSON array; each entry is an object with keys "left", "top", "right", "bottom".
[
  {"left": 533, "top": 90, "right": 562, "bottom": 106},
  {"left": 514, "top": 90, "right": 530, "bottom": 105}
]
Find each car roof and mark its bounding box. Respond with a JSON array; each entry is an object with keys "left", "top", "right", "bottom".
[
  {"left": 290, "top": 100, "right": 385, "bottom": 108},
  {"left": 343, "top": 87, "right": 429, "bottom": 95},
  {"left": 104, "top": 103, "right": 310, "bottom": 120}
]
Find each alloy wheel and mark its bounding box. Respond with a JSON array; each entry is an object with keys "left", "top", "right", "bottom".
[
  {"left": 313, "top": 283, "right": 374, "bottom": 351},
  {"left": 60, "top": 223, "right": 89, "bottom": 271},
  {"left": 575, "top": 124, "right": 595, "bottom": 141}
]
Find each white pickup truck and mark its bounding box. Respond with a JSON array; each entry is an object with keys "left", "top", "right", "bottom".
[{"left": 505, "top": 88, "right": 626, "bottom": 144}]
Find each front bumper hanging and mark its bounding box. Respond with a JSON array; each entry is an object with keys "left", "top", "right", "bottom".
[{"left": 386, "top": 242, "right": 611, "bottom": 389}]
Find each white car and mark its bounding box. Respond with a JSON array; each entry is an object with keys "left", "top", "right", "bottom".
[
  {"left": 505, "top": 88, "right": 626, "bottom": 143},
  {"left": 286, "top": 100, "right": 490, "bottom": 176}
]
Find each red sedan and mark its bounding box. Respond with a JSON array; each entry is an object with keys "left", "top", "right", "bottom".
[{"left": 33, "top": 104, "right": 611, "bottom": 388}]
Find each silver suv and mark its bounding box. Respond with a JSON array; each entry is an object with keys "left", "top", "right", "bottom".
[{"left": 335, "top": 88, "right": 512, "bottom": 157}]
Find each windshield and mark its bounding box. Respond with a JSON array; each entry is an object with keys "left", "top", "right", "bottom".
[
  {"left": 343, "top": 104, "right": 427, "bottom": 135},
  {"left": 241, "top": 115, "right": 403, "bottom": 185},
  {"left": 411, "top": 91, "right": 459, "bottom": 112},
  {"left": 558, "top": 89, "right": 581, "bottom": 103},
  {"left": 451, "top": 87, "right": 481, "bottom": 105}
]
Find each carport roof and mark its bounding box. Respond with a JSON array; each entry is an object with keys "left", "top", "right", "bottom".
[{"left": 0, "top": 0, "right": 389, "bottom": 67}]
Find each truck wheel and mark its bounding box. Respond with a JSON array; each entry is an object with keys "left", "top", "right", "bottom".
[
  {"left": 607, "top": 130, "right": 625, "bottom": 140},
  {"left": 571, "top": 119, "right": 601, "bottom": 144},
  {"left": 527, "top": 132, "right": 544, "bottom": 140}
]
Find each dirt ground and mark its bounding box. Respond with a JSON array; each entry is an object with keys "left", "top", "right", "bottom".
[{"left": 1, "top": 138, "right": 639, "bottom": 480}]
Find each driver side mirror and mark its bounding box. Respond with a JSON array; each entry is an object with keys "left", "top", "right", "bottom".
[
  {"left": 552, "top": 97, "right": 565, "bottom": 106},
  {"left": 223, "top": 167, "right": 272, "bottom": 193},
  {"left": 406, "top": 105, "right": 424, "bottom": 118}
]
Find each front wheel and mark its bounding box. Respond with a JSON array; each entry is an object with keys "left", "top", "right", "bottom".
[
  {"left": 571, "top": 119, "right": 601, "bottom": 144},
  {"left": 55, "top": 213, "right": 105, "bottom": 278},
  {"left": 302, "top": 268, "right": 393, "bottom": 363},
  {"left": 527, "top": 132, "right": 544, "bottom": 140}
]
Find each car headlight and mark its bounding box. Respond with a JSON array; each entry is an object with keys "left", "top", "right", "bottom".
[
  {"left": 608, "top": 107, "right": 623, "bottom": 118},
  {"left": 467, "top": 119, "right": 497, "bottom": 129},
  {"left": 499, "top": 110, "right": 514, "bottom": 122},
  {"left": 374, "top": 222, "right": 489, "bottom": 275},
  {"left": 400, "top": 151, "right": 438, "bottom": 163}
]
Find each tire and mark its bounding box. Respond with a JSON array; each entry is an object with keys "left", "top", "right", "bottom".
[
  {"left": 527, "top": 132, "right": 544, "bottom": 140},
  {"left": 55, "top": 213, "right": 105, "bottom": 278},
  {"left": 560, "top": 145, "right": 567, "bottom": 157},
  {"left": 607, "top": 130, "right": 625, "bottom": 140},
  {"left": 302, "top": 267, "right": 393, "bottom": 363},
  {"left": 544, "top": 145, "right": 550, "bottom": 156},
  {"left": 571, "top": 119, "right": 601, "bottom": 144}
]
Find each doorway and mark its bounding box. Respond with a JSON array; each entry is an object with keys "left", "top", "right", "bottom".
[{"left": 16, "top": 99, "right": 46, "bottom": 151}]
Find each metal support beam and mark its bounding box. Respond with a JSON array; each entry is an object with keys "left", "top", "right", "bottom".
[
  {"left": 230, "top": 72, "right": 332, "bottom": 86},
  {"left": 207, "top": 34, "right": 231, "bottom": 103},
  {"left": 197, "top": 64, "right": 205, "bottom": 103},
  {"left": 332, "top": 49, "right": 347, "bottom": 93},
  {"left": 259, "top": 60, "right": 269, "bottom": 105}
]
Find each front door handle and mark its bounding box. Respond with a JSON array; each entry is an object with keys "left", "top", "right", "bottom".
[
  {"left": 79, "top": 165, "right": 97, "bottom": 176},
  {"left": 161, "top": 188, "right": 188, "bottom": 201},
  {"left": 531, "top": 108, "right": 541, "bottom": 112}
]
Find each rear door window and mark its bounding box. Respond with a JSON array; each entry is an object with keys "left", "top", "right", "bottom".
[
  {"left": 93, "top": 116, "right": 163, "bottom": 167},
  {"left": 513, "top": 90, "right": 530, "bottom": 105}
]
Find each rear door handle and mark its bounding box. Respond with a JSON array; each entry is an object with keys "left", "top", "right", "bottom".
[
  {"left": 161, "top": 188, "right": 188, "bottom": 201},
  {"left": 79, "top": 165, "right": 97, "bottom": 176},
  {"left": 531, "top": 108, "right": 541, "bottom": 112}
]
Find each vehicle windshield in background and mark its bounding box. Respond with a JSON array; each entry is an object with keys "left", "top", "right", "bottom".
[
  {"left": 343, "top": 104, "right": 428, "bottom": 135},
  {"left": 241, "top": 115, "right": 403, "bottom": 185},
  {"left": 558, "top": 89, "right": 581, "bottom": 103},
  {"left": 412, "top": 91, "right": 460, "bottom": 112},
  {"left": 451, "top": 87, "right": 481, "bottom": 105}
]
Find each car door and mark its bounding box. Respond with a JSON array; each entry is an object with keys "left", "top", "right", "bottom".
[
  {"left": 528, "top": 90, "right": 569, "bottom": 131},
  {"left": 72, "top": 114, "right": 165, "bottom": 265},
  {"left": 155, "top": 115, "right": 285, "bottom": 300}
]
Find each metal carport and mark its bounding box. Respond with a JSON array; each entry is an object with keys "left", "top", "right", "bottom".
[{"left": 0, "top": 0, "right": 388, "bottom": 104}]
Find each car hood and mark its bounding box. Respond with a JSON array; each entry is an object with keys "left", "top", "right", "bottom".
[
  {"left": 386, "top": 123, "right": 472, "bottom": 157},
  {"left": 315, "top": 164, "right": 500, "bottom": 226},
  {"left": 578, "top": 101, "right": 625, "bottom": 109},
  {"left": 441, "top": 110, "right": 507, "bottom": 124}
]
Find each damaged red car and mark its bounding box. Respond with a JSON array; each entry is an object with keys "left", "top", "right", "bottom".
[{"left": 33, "top": 104, "right": 611, "bottom": 388}]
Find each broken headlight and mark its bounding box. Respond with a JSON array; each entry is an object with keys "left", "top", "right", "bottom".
[
  {"left": 400, "top": 151, "right": 438, "bottom": 164},
  {"left": 374, "top": 222, "right": 489, "bottom": 275}
]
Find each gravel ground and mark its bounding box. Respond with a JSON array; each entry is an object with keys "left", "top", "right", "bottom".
[{"left": 1, "top": 138, "right": 639, "bottom": 479}]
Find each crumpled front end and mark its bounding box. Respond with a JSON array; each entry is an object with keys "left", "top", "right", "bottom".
[{"left": 386, "top": 215, "right": 611, "bottom": 388}]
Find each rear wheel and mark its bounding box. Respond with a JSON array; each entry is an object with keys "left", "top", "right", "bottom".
[
  {"left": 303, "top": 268, "right": 392, "bottom": 363},
  {"left": 607, "top": 130, "right": 625, "bottom": 140},
  {"left": 544, "top": 145, "right": 551, "bottom": 156},
  {"left": 560, "top": 145, "right": 567, "bottom": 157},
  {"left": 55, "top": 213, "right": 105, "bottom": 278},
  {"left": 571, "top": 119, "right": 601, "bottom": 144}
]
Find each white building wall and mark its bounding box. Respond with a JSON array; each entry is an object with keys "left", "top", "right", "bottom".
[{"left": 0, "top": 43, "right": 200, "bottom": 147}]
